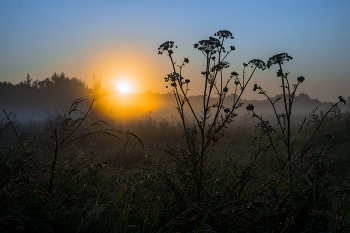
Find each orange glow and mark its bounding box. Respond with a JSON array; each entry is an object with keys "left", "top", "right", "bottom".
[
  {"left": 116, "top": 81, "right": 131, "bottom": 93},
  {"left": 76, "top": 39, "right": 168, "bottom": 95},
  {"left": 90, "top": 77, "right": 165, "bottom": 122},
  {"left": 74, "top": 40, "right": 171, "bottom": 121},
  {"left": 109, "top": 91, "right": 164, "bottom": 121}
]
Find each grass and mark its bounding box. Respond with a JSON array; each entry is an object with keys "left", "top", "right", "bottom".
[
  {"left": 1, "top": 30, "right": 350, "bottom": 232},
  {"left": 0, "top": 102, "right": 350, "bottom": 232}
]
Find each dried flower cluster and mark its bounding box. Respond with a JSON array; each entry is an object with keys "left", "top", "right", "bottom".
[
  {"left": 158, "top": 41, "right": 176, "bottom": 55},
  {"left": 214, "top": 30, "right": 234, "bottom": 39},
  {"left": 266, "top": 53, "right": 293, "bottom": 68},
  {"left": 248, "top": 59, "right": 266, "bottom": 70}
]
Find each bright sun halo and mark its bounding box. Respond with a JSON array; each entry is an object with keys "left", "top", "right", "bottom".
[{"left": 117, "top": 83, "right": 131, "bottom": 94}]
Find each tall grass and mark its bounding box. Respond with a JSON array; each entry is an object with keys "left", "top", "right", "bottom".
[
  {"left": 0, "top": 100, "right": 349, "bottom": 232},
  {"left": 1, "top": 30, "right": 350, "bottom": 232}
]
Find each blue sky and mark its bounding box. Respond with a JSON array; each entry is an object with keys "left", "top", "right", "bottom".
[{"left": 1, "top": 0, "right": 350, "bottom": 101}]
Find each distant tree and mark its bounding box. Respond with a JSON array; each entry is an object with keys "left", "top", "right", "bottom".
[
  {"left": 0, "top": 72, "right": 89, "bottom": 109},
  {"left": 298, "top": 92, "right": 311, "bottom": 100}
]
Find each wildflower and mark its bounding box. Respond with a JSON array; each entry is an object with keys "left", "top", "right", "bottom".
[
  {"left": 248, "top": 59, "right": 266, "bottom": 70},
  {"left": 211, "top": 61, "right": 230, "bottom": 72},
  {"left": 230, "top": 46, "right": 236, "bottom": 50},
  {"left": 338, "top": 96, "right": 346, "bottom": 104},
  {"left": 185, "top": 79, "right": 190, "bottom": 84},
  {"left": 234, "top": 80, "right": 240, "bottom": 85},
  {"left": 164, "top": 72, "right": 179, "bottom": 83},
  {"left": 256, "top": 120, "right": 274, "bottom": 134},
  {"left": 184, "top": 58, "right": 189, "bottom": 63},
  {"left": 297, "top": 76, "right": 305, "bottom": 83},
  {"left": 267, "top": 53, "right": 293, "bottom": 68},
  {"left": 158, "top": 41, "right": 175, "bottom": 55},
  {"left": 253, "top": 84, "right": 260, "bottom": 91},
  {"left": 277, "top": 69, "right": 283, "bottom": 77},
  {"left": 246, "top": 104, "right": 254, "bottom": 111},
  {"left": 224, "top": 108, "right": 230, "bottom": 113},
  {"left": 243, "top": 63, "right": 248, "bottom": 67},
  {"left": 195, "top": 37, "right": 222, "bottom": 54},
  {"left": 230, "top": 71, "right": 239, "bottom": 77},
  {"left": 223, "top": 87, "right": 228, "bottom": 92},
  {"left": 214, "top": 30, "right": 234, "bottom": 39}
]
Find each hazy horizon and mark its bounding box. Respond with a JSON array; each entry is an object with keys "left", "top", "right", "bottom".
[{"left": 1, "top": 73, "right": 346, "bottom": 123}]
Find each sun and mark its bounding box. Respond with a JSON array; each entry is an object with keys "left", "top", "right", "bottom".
[{"left": 117, "top": 82, "right": 131, "bottom": 94}]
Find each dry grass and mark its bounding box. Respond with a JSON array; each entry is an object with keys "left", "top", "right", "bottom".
[{"left": 0, "top": 98, "right": 350, "bottom": 232}]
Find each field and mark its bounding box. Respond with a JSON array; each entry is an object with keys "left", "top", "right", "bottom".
[
  {"left": 1, "top": 31, "right": 350, "bottom": 233},
  {"left": 1, "top": 99, "right": 350, "bottom": 232}
]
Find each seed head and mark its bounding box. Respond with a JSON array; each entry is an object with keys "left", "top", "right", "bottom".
[
  {"left": 267, "top": 53, "right": 293, "bottom": 68},
  {"left": 158, "top": 41, "right": 176, "bottom": 55},
  {"left": 277, "top": 69, "right": 283, "bottom": 77},
  {"left": 214, "top": 30, "right": 234, "bottom": 39},
  {"left": 248, "top": 59, "right": 266, "bottom": 70},
  {"left": 195, "top": 36, "right": 223, "bottom": 54},
  {"left": 211, "top": 61, "right": 230, "bottom": 72},
  {"left": 230, "top": 71, "right": 239, "bottom": 77},
  {"left": 297, "top": 76, "right": 305, "bottom": 83},
  {"left": 246, "top": 104, "right": 254, "bottom": 111},
  {"left": 338, "top": 96, "right": 346, "bottom": 104}
]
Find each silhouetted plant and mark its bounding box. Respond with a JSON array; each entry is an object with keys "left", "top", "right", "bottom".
[
  {"left": 158, "top": 30, "right": 265, "bottom": 202},
  {"left": 249, "top": 53, "right": 347, "bottom": 191}
]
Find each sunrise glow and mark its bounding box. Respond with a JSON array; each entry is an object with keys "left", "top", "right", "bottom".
[{"left": 117, "top": 82, "right": 131, "bottom": 94}]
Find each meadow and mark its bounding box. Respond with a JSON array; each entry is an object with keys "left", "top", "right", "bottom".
[{"left": 1, "top": 30, "right": 350, "bottom": 232}]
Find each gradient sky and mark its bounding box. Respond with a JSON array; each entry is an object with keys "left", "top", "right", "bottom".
[{"left": 1, "top": 0, "right": 350, "bottom": 102}]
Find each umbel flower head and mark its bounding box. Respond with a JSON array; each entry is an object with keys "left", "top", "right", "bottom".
[
  {"left": 158, "top": 41, "right": 176, "bottom": 55},
  {"left": 248, "top": 59, "right": 266, "bottom": 70},
  {"left": 246, "top": 104, "right": 254, "bottom": 111},
  {"left": 338, "top": 96, "right": 346, "bottom": 104},
  {"left": 267, "top": 53, "right": 293, "bottom": 68},
  {"left": 194, "top": 37, "right": 222, "bottom": 54},
  {"left": 253, "top": 84, "right": 260, "bottom": 92},
  {"left": 194, "top": 30, "right": 234, "bottom": 54},
  {"left": 214, "top": 30, "right": 234, "bottom": 39},
  {"left": 297, "top": 76, "right": 305, "bottom": 83},
  {"left": 277, "top": 69, "right": 283, "bottom": 77},
  {"left": 211, "top": 61, "right": 230, "bottom": 72},
  {"left": 230, "top": 71, "right": 239, "bottom": 77}
]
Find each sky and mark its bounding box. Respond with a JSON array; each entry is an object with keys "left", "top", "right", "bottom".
[{"left": 1, "top": 0, "right": 350, "bottom": 102}]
